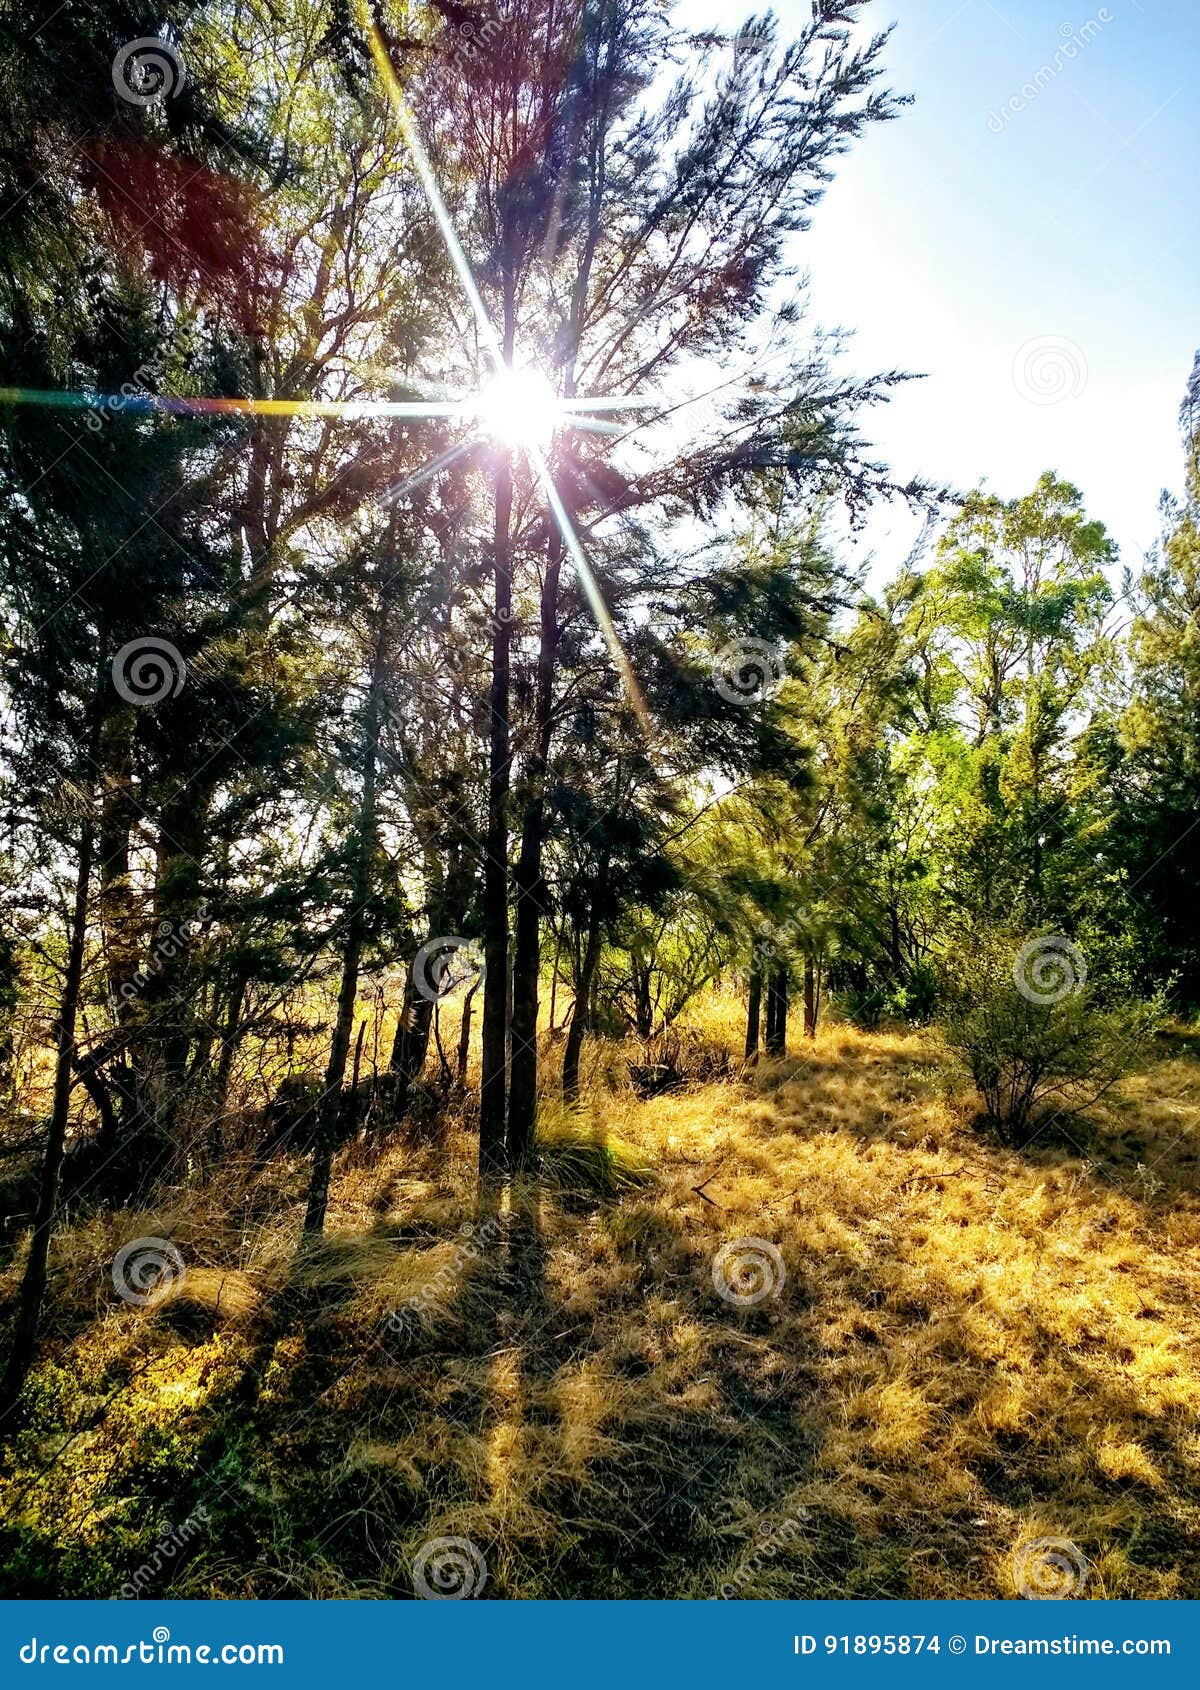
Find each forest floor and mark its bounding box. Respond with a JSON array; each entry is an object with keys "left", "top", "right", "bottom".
[{"left": 3, "top": 1015, "right": 1200, "bottom": 1599}]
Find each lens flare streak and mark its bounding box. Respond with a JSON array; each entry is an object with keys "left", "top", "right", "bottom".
[
  {"left": 362, "top": 11, "right": 653, "bottom": 734},
  {"left": 0, "top": 10, "right": 658, "bottom": 734}
]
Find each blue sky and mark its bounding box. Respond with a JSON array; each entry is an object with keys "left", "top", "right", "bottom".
[{"left": 728, "top": 0, "right": 1200, "bottom": 579}]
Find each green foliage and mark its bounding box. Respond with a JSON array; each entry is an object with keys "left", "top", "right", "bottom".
[
  {"left": 1111, "top": 430, "right": 1200, "bottom": 1002},
  {"left": 942, "top": 932, "right": 1163, "bottom": 1143}
]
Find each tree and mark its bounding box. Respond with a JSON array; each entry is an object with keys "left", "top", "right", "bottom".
[
  {"left": 402, "top": 0, "right": 919, "bottom": 1168},
  {"left": 1118, "top": 364, "right": 1200, "bottom": 1001}
]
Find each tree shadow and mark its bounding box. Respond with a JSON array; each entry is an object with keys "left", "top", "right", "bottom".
[{"left": 12, "top": 1032, "right": 1200, "bottom": 1601}]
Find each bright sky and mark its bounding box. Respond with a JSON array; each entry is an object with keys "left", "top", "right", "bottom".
[{"left": 709, "top": 0, "right": 1200, "bottom": 582}]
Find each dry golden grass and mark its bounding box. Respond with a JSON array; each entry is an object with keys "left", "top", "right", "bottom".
[{"left": 3, "top": 1007, "right": 1200, "bottom": 1599}]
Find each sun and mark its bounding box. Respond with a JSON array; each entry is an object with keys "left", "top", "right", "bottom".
[{"left": 474, "top": 365, "right": 561, "bottom": 450}]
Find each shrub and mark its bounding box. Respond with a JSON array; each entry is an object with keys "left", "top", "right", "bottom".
[
  {"left": 840, "top": 963, "right": 940, "bottom": 1029},
  {"left": 536, "top": 1115, "right": 655, "bottom": 1199},
  {"left": 943, "top": 933, "right": 1163, "bottom": 1144}
]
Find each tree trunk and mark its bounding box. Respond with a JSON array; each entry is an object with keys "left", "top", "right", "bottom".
[
  {"left": 303, "top": 589, "right": 389, "bottom": 1235},
  {"left": 208, "top": 969, "right": 249, "bottom": 1154},
  {"left": 92, "top": 706, "right": 143, "bottom": 1181},
  {"left": 1, "top": 668, "right": 102, "bottom": 1421},
  {"left": 804, "top": 956, "right": 817, "bottom": 1040},
  {"left": 634, "top": 950, "right": 653, "bottom": 1040},
  {"left": 348, "top": 1018, "right": 367, "bottom": 1131},
  {"left": 563, "top": 906, "right": 603, "bottom": 1104},
  {"left": 508, "top": 532, "right": 564, "bottom": 1169},
  {"left": 479, "top": 455, "right": 514, "bottom": 1178},
  {"left": 888, "top": 899, "right": 903, "bottom": 974},
  {"left": 97, "top": 707, "right": 139, "bottom": 1012},
  {"left": 549, "top": 926, "right": 562, "bottom": 1030},
  {"left": 744, "top": 959, "right": 763, "bottom": 1060},
  {"left": 766, "top": 966, "right": 789, "bottom": 1057},
  {"left": 456, "top": 979, "right": 478, "bottom": 1088},
  {"left": 390, "top": 980, "right": 434, "bottom": 1113},
  {"left": 128, "top": 783, "right": 210, "bottom": 1185}
]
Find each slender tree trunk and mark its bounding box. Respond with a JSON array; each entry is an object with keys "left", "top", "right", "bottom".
[
  {"left": 1, "top": 665, "right": 103, "bottom": 1421},
  {"left": 132, "top": 786, "right": 210, "bottom": 1183},
  {"left": 479, "top": 454, "right": 514, "bottom": 1177},
  {"left": 634, "top": 951, "right": 653, "bottom": 1040},
  {"left": 97, "top": 708, "right": 139, "bottom": 1010},
  {"left": 563, "top": 906, "right": 603, "bottom": 1104},
  {"left": 549, "top": 926, "right": 562, "bottom": 1030},
  {"left": 432, "top": 1006, "right": 453, "bottom": 1089},
  {"left": 390, "top": 975, "right": 414, "bottom": 1075},
  {"left": 888, "top": 900, "right": 903, "bottom": 974},
  {"left": 804, "top": 956, "right": 817, "bottom": 1040},
  {"left": 766, "top": 966, "right": 789, "bottom": 1057},
  {"left": 508, "top": 533, "right": 564, "bottom": 1168},
  {"left": 303, "top": 591, "right": 389, "bottom": 1235},
  {"left": 348, "top": 1018, "right": 367, "bottom": 1132},
  {"left": 456, "top": 980, "right": 478, "bottom": 1089},
  {"left": 208, "top": 969, "right": 248, "bottom": 1151},
  {"left": 744, "top": 959, "right": 763, "bottom": 1060},
  {"left": 93, "top": 709, "right": 140, "bottom": 1176}
]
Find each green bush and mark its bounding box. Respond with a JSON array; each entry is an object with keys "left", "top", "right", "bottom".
[
  {"left": 840, "top": 963, "right": 940, "bottom": 1029},
  {"left": 943, "top": 932, "right": 1163, "bottom": 1144}
]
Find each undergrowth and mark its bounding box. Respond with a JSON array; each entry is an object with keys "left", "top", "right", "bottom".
[{"left": 2, "top": 1013, "right": 1199, "bottom": 1599}]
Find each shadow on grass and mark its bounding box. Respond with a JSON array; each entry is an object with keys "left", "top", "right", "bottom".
[{"left": 6, "top": 1026, "right": 1200, "bottom": 1600}]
